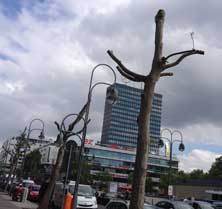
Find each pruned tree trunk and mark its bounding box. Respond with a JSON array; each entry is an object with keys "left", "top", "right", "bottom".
[
  {"left": 108, "top": 9, "right": 204, "bottom": 209},
  {"left": 38, "top": 105, "right": 86, "bottom": 209},
  {"left": 37, "top": 144, "right": 65, "bottom": 209}
]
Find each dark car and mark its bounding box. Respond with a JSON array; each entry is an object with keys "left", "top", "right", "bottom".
[
  {"left": 212, "top": 202, "right": 222, "bottom": 209},
  {"left": 156, "top": 200, "right": 194, "bottom": 209},
  {"left": 189, "top": 201, "right": 215, "bottom": 209},
  {"left": 105, "top": 199, "right": 159, "bottom": 209},
  {"left": 97, "top": 192, "right": 120, "bottom": 205}
]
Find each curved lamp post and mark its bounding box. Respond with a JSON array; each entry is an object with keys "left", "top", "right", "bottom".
[
  {"left": 158, "top": 128, "right": 184, "bottom": 195},
  {"left": 62, "top": 135, "right": 82, "bottom": 209},
  {"left": 27, "top": 118, "right": 45, "bottom": 141},
  {"left": 22, "top": 118, "right": 45, "bottom": 174},
  {"left": 72, "top": 64, "right": 118, "bottom": 209}
]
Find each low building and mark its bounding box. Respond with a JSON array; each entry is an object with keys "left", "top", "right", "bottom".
[
  {"left": 38, "top": 143, "right": 59, "bottom": 176},
  {"left": 0, "top": 137, "right": 52, "bottom": 174},
  {"left": 36, "top": 142, "right": 178, "bottom": 188},
  {"left": 173, "top": 179, "right": 222, "bottom": 201},
  {"left": 84, "top": 143, "right": 178, "bottom": 187}
]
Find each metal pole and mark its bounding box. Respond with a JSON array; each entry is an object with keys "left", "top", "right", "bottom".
[
  {"left": 72, "top": 64, "right": 117, "bottom": 209},
  {"left": 62, "top": 144, "right": 73, "bottom": 209},
  {"left": 168, "top": 139, "right": 173, "bottom": 189},
  {"left": 21, "top": 118, "right": 45, "bottom": 176},
  {"left": 72, "top": 101, "right": 90, "bottom": 209}
]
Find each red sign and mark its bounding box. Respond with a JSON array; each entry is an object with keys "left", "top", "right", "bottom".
[{"left": 84, "top": 138, "right": 94, "bottom": 145}]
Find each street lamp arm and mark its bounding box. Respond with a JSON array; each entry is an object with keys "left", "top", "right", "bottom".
[
  {"left": 89, "top": 64, "right": 117, "bottom": 93},
  {"left": 160, "top": 136, "right": 171, "bottom": 143},
  {"left": 60, "top": 113, "right": 85, "bottom": 133},
  {"left": 89, "top": 82, "right": 114, "bottom": 97},
  {"left": 172, "top": 139, "right": 183, "bottom": 144},
  {"left": 172, "top": 130, "right": 183, "bottom": 140},
  {"left": 28, "top": 118, "right": 45, "bottom": 137}
]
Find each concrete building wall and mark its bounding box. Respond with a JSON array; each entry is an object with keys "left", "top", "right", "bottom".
[{"left": 173, "top": 185, "right": 222, "bottom": 200}]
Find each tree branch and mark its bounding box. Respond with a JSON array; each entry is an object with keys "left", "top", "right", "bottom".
[
  {"left": 2, "top": 146, "right": 13, "bottom": 157},
  {"left": 116, "top": 66, "right": 144, "bottom": 82},
  {"left": 68, "top": 103, "right": 87, "bottom": 132},
  {"left": 160, "top": 72, "right": 173, "bottom": 77},
  {"left": 162, "top": 49, "right": 204, "bottom": 71},
  {"left": 107, "top": 50, "right": 146, "bottom": 81},
  {"left": 164, "top": 50, "right": 196, "bottom": 61}
]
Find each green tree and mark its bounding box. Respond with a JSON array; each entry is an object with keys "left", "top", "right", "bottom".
[
  {"left": 70, "top": 159, "right": 93, "bottom": 184},
  {"left": 24, "top": 150, "right": 42, "bottom": 179},
  {"left": 159, "top": 174, "right": 168, "bottom": 191},
  {"left": 128, "top": 172, "right": 133, "bottom": 185},
  {"left": 94, "top": 171, "right": 112, "bottom": 182},
  {"left": 189, "top": 169, "right": 206, "bottom": 179},
  {"left": 208, "top": 157, "right": 222, "bottom": 178},
  {"left": 3, "top": 129, "right": 28, "bottom": 192},
  {"left": 145, "top": 176, "right": 153, "bottom": 193}
]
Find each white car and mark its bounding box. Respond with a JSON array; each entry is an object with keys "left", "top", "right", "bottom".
[{"left": 51, "top": 181, "right": 97, "bottom": 209}]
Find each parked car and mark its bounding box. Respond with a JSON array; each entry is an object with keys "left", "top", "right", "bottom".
[
  {"left": 97, "top": 192, "right": 120, "bottom": 205},
  {"left": 12, "top": 184, "right": 24, "bottom": 202},
  {"left": 105, "top": 199, "right": 159, "bottom": 209},
  {"left": 212, "top": 202, "right": 222, "bottom": 209},
  {"left": 189, "top": 201, "right": 215, "bottom": 209},
  {"left": 8, "top": 181, "right": 20, "bottom": 196},
  {"left": 156, "top": 200, "right": 194, "bottom": 209},
  {"left": 22, "top": 179, "right": 35, "bottom": 188},
  {"left": 28, "top": 184, "right": 41, "bottom": 202},
  {"left": 51, "top": 181, "right": 98, "bottom": 209}
]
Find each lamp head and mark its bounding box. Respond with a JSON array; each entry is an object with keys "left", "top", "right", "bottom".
[
  {"left": 38, "top": 131, "right": 45, "bottom": 140},
  {"left": 106, "top": 86, "right": 118, "bottom": 104},
  {"left": 158, "top": 139, "right": 164, "bottom": 148},
  {"left": 179, "top": 142, "right": 185, "bottom": 152}
]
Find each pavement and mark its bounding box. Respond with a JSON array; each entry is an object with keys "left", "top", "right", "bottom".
[{"left": 0, "top": 192, "right": 38, "bottom": 209}]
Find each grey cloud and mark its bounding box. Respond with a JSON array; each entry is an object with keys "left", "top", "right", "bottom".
[{"left": 0, "top": 0, "right": 222, "bottom": 147}]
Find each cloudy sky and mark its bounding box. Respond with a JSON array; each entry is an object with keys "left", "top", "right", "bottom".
[{"left": 0, "top": 0, "right": 221, "bottom": 172}]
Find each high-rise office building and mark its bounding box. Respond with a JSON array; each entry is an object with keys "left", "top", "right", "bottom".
[{"left": 101, "top": 83, "right": 162, "bottom": 154}]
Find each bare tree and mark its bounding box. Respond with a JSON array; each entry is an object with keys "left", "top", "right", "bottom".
[
  {"left": 3, "top": 129, "right": 28, "bottom": 192},
  {"left": 108, "top": 9, "right": 204, "bottom": 209},
  {"left": 38, "top": 104, "right": 87, "bottom": 209}
]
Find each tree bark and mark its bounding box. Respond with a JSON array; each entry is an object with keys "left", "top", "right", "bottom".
[
  {"left": 108, "top": 9, "right": 204, "bottom": 209},
  {"left": 130, "top": 78, "right": 156, "bottom": 209},
  {"left": 37, "top": 145, "right": 65, "bottom": 209}
]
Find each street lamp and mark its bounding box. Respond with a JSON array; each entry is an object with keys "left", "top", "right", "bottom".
[
  {"left": 158, "top": 128, "right": 185, "bottom": 195},
  {"left": 21, "top": 118, "right": 45, "bottom": 175},
  {"left": 72, "top": 63, "right": 118, "bottom": 209}
]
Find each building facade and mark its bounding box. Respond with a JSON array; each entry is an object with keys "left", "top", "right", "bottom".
[
  {"left": 84, "top": 143, "right": 178, "bottom": 186},
  {"left": 0, "top": 137, "right": 52, "bottom": 174},
  {"left": 101, "top": 83, "right": 162, "bottom": 154}
]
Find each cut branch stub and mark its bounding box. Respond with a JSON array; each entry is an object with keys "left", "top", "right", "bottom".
[
  {"left": 160, "top": 72, "right": 173, "bottom": 77},
  {"left": 107, "top": 50, "right": 146, "bottom": 82}
]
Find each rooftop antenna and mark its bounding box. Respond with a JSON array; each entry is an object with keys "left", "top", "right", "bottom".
[{"left": 190, "top": 31, "right": 195, "bottom": 49}]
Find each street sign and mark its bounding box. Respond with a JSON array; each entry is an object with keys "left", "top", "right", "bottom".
[{"left": 168, "top": 185, "right": 173, "bottom": 196}]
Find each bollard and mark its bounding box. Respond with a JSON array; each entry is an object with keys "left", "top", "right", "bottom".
[
  {"left": 22, "top": 187, "right": 29, "bottom": 202},
  {"left": 63, "top": 192, "right": 73, "bottom": 209}
]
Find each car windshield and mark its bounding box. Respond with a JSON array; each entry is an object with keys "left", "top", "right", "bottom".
[
  {"left": 31, "top": 186, "right": 40, "bottom": 191},
  {"left": 69, "top": 185, "right": 94, "bottom": 197},
  {"left": 174, "top": 201, "right": 194, "bottom": 209}
]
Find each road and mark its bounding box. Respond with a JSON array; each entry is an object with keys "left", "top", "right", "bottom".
[{"left": 0, "top": 191, "right": 38, "bottom": 209}]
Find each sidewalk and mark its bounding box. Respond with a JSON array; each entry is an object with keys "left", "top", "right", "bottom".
[{"left": 0, "top": 192, "right": 38, "bottom": 209}]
